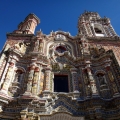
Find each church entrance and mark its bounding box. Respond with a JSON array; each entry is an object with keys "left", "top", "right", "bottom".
[{"left": 54, "top": 75, "right": 69, "bottom": 92}]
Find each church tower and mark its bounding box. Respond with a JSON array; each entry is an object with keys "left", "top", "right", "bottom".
[
  {"left": 14, "top": 13, "right": 40, "bottom": 34},
  {"left": 78, "top": 11, "right": 117, "bottom": 37},
  {"left": 0, "top": 11, "right": 120, "bottom": 120}
]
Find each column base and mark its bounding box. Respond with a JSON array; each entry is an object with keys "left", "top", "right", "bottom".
[
  {"left": 42, "top": 90, "right": 51, "bottom": 98},
  {"left": 113, "top": 93, "right": 120, "bottom": 98},
  {"left": 73, "top": 91, "right": 80, "bottom": 99},
  {"left": 92, "top": 93, "right": 100, "bottom": 98},
  {"left": 21, "top": 91, "right": 32, "bottom": 97}
]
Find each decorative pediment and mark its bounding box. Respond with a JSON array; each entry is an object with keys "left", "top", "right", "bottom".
[{"left": 52, "top": 105, "right": 70, "bottom": 113}]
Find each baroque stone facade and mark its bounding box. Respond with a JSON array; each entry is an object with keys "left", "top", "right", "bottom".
[{"left": 0, "top": 11, "right": 120, "bottom": 120}]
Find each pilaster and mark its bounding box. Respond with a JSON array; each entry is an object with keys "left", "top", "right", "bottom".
[
  {"left": 85, "top": 61, "right": 98, "bottom": 96},
  {"left": 70, "top": 68, "right": 79, "bottom": 92},
  {"left": 1, "top": 59, "right": 16, "bottom": 94},
  {"left": 43, "top": 67, "right": 52, "bottom": 98},
  {"left": 32, "top": 66, "right": 39, "bottom": 95}
]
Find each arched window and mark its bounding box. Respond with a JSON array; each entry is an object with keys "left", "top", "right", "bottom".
[
  {"left": 94, "top": 27, "right": 103, "bottom": 34},
  {"left": 94, "top": 24, "right": 105, "bottom": 37}
]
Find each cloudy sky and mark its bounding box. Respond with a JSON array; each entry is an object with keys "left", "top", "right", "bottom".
[{"left": 0, "top": 0, "right": 120, "bottom": 50}]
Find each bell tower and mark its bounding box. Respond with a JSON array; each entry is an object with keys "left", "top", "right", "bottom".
[
  {"left": 78, "top": 11, "right": 117, "bottom": 37},
  {"left": 17, "top": 13, "right": 40, "bottom": 34}
]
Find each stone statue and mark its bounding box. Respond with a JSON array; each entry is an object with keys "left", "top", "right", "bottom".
[
  {"left": 14, "top": 71, "right": 22, "bottom": 82},
  {"left": 98, "top": 75, "right": 106, "bottom": 86},
  {"left": 28, "top": 70, "right": 34, "bottom": 80},
  {"left": 39, "top": 42, "right": 43, "bottom": 52},
  {"left": 86, "top": 85, "right": 91, "bottom": 96}
]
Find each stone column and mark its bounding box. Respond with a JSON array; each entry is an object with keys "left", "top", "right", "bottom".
[
  {"left": 1, "top": 60, "right": 16, "bottom": 94},
  {"left": 43, "top": 67, "right": 52, "bottom": 98},
  {"left": 38, "top": 38, "right": 44, "bottom": 53},
  {"left": 86, "top": 61, "right": 98, "bottom": 95},
  {"left": 25, "top": 64, "right": 35, "bottom": 96},
  {"left": 32, "top": 66, "right": 39, "bottom": 96},
  {"left": 34, "top": 39, "right": 39, "bottom": 52},
  {"left": 37, "top": 65, "right": 42, "bottom": 94},
  {"left": 90, "top": 24, "right": 96, "bottom": 36}
]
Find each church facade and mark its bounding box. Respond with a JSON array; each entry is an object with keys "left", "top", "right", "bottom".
[{"left": 0, "top": 11, "right": 120, "bottom": 120}]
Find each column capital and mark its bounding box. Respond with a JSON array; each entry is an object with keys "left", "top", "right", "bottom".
[
  {"left": 9, "top": 61, "right": 15, "bottom": 66},
  {"left": 34, "top": 67, "right": 40, "bottom": 72},
  {"left": 28, "top": 65, "right": 36, "bottom": 71},
  {"left": 45, "top": 67, "right": 52, "bottom": 72}
]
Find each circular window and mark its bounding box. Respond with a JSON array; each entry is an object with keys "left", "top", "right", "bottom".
[{"left": 56, "top": 46, "right": 66, "bottom": 53}]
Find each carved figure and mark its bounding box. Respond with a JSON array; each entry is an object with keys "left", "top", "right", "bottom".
[
  {"left": 83, "top": 73, "right": 89, "bottom": 84},
  {"left": 27, "top": 82, "right": 32, "bottom": 91},
  {"left": 28, "top": 70, "right": 34, "bottom": 80},
  {"left": 86, "top": 85, "right": 91, "bottom": 96},
  {"left": 39, "top": 42, "right": 43, "bottom": 52},
  {"left": 14, "top": 70, "right": 23, "bottom": 82},
  {"left": 33, "top": 72, "right": 38, "bottom": 82},
  {"left": 98, "top": 75, "right": 106, "bottom": 86},
  {"left": 108, "top": 71, "right": 114, "bottom": 82}
]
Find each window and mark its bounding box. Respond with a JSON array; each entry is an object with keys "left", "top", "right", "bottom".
[
  {"left": 94, "top": 24, "right": 105, "bottom": 37},
  {"left": 54, "top": 75, "right": 69, "bottom": 92},
  {"left": 94, "top": 28, "right": 102, "bottom": 34},
  {"left": 56, "top": 46, "right": 66, "bottom": 53}
]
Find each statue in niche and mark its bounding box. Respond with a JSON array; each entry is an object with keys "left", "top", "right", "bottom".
[
  {"left": 98, "top": 74, "right": 107, "bottom": 86},
  {"left": 89, "top": 45, "right": 105, "bottom": 58},
  {"left": 27, "top": 82, "right": 32, "bottom": 91},
  {"left": 39, "top": 42, "right": 43, "bottom": 52},
  {"left": 19, "top": 42, "right": 27, "bottom": 54},
  {"left": 34, "top": 40, "right": 39, "bottom": 51},
  {"left": 28, "top": 70, "right": 34, "bottom": 80},
  {"left": 83, "top": 73, "right": 89, "bottom": 85},
  {"left": 13, "top": 42, "right": 27, "bottom": 54},
  {"left": 33, "top": 71, "right": 39, "bottom": 83},
  {"left": 14, "top": 70, "right": 23, "bottom": 82},
  {"left": 86, "top": 85, "right": 91, "bottom": 96},
  {"left": 9, "top": 70, "right": 23, "bottom": 97},
  {"left": 83, "top": 71, "right": 89, "bottom": 85},
  {"left": 49, "top": 48, "right": 54, "bottom": 58}
]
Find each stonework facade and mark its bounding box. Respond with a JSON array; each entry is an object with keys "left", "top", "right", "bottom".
[{"left": 0, "top": 12, "right": 120, "bottom": 120}]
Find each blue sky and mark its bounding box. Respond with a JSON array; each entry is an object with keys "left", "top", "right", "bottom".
[{"left": 0, "top": 0, "right": 120, "bottom": 50}]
